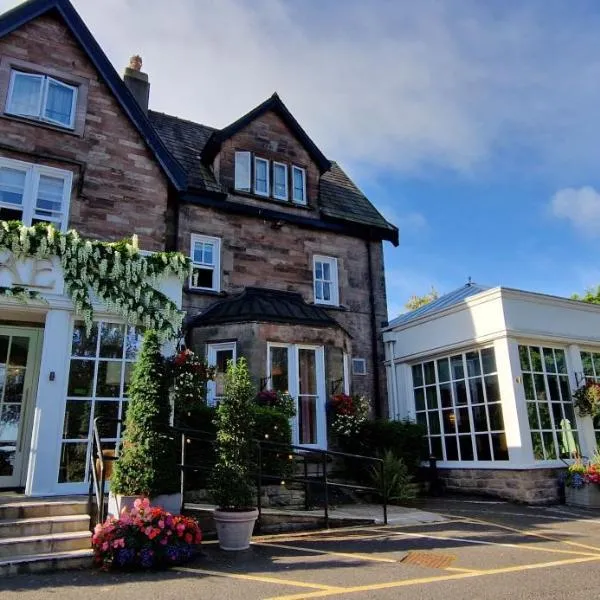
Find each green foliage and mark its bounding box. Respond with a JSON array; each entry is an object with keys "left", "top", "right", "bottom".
[
  {"left": 573, "top": 381, "right": 600, "bottom": 417},
  {"left": 254, "top": 405, "right": 294, "bottom": 483},
  {"left": 405, "top": 286, "right": 439, "bottom": 311},
  {"left": 336, "top": 419, "right": 427, "bottom": 483},
  {"left": 369, "top": 450, "right": 418, "bottom": 503},
  {"left": 169, "top": 349, "right": 215, "bottom": 419},
  {"left": 209, "top": 358, "right": 256, "bottom": 510},
  {"left": 111, "top": 331, "right": 178, "bottom": 496},
  {"left": 572, "top": 286, "right": 600, "bottom": 304},
  {"left": 0, "top": 221, "right": 189, "bottom": 338}
]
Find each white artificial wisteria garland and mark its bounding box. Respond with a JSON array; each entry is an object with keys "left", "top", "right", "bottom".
[{"left": 0, "top": 221, "right": 190, "bottom": 339}]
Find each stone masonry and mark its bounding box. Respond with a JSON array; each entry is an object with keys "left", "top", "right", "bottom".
[{"left": 0, "top": 13, "right": 169, "bottom": 250}]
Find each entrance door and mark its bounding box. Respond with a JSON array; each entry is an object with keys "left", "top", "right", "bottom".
[
  {"left": 207, "top": 342, "right": 236, "bottom": 406},
  {"left": 0, "top": 328, "right": 41, "bottom": 489}
]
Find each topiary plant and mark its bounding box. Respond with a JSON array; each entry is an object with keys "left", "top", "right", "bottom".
[
  {"left": 111, "top": 330, "right": 178, "bottom": 497},
  {"left": 209, "top": 358, "right": 256, "bottom": 510}
]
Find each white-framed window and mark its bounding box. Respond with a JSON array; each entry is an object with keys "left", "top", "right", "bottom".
[
  {"left": 412, "top": 347, "right": 508, "bottom": 463},
  {"left": 234, "top": 151, "right": 251, "bottom": 192},
  {"left": 292, "top": 166, "right": 306, "bottom": 204},
  {"left": 313, "top": 255, "right": 339, "bottom": 306},
  {"left": 189, "top": 234, "right": 221, "bottom": 292},
  {"left": 6, "top": 70, "right": 77, "bottom": 129},
  {"left": 0, "top": 157, "right": 72, "bottom": 230},
  {"left": 273, "top": 162, "right": 288, "bottom": 200},
  {"left": 254, "top": 157, "right": 269, "bottom": 196},
  {"left": 352, "top": 358, "right": 367, "bottom": 375},
  {"left": 519, "top": 345, "right": 577, "bottom": 461},
  {"left": 581, "top": 350, "right": 600, "bottom": 445},
  {"left": 268, "top": 343, "right": 327, "bottom": 448},
  {"left": 207, "top": 342, "right": 236, "bottom": 406}
]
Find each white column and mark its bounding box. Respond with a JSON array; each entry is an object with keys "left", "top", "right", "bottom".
[
  {"left": 494, "top": 337, "right": 534, "bottom": 465},
  {"left": 566, "top": 344, "right": 596, "bottom": 458},
  {"left": 25, "top": 309, "right": 73, "bottom": 496}
]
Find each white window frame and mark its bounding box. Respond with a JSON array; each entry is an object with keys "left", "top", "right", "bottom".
[
  {"left": 292, "top": 166, "right": 307, "bottom": 205},
  {"left": 267, "top": 342, "right": 327, "bottom": 449},
  {"left": 254, "top": 157, "right": 270, "bottom": 197},
  {"left": 189, "top": 234, "right": 221, "bottom": 292},
  {"left": 234, "top": 151, "right": 251, "bottom": 192},
  {"left": 272, "top": 162, "right": 288, "bottom": 201},
  {"left": 207, "top": 341, "right": 237, "bottom": 406},
  {"left": 352, "top": 358, "right": 367, "bottom": 376},
  {"left": 6, "top": 70, "right": 77, "bottom": 130},
  {"left": 313, "top": 255, "right": 339, "bottom": 306},
  {"left": 0, "top": 156, "right": 72, "bottom": 231}
]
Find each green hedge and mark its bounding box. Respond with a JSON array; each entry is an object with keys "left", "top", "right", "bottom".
[
  {"left": 336, "top": 419, "right": 427, "bottom": 481},
  {"left": 176, "top": 403, "right": 293, "bottom": 489}
]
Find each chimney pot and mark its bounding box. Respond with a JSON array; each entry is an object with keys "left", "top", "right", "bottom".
[
  {"left": 123, "top": 55, "right": 149, "bottom": 114},
  {"left": 129, "top": 55, "right": 143, "bottom": 71}
]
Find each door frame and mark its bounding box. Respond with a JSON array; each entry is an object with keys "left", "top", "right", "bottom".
[
  {"left": 206, "top": 341, "right": 237, "bottom": 406},
  {"left": 0, "top": 326, "right": 42, "bottom": 490}
]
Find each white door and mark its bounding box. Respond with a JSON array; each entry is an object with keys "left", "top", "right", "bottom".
[
  {"left": 207, "top": 342, "right": 236, "bottom": 406},
  {"left": 0, "top": 328, "right": 41, "bottom": 489},
  {"left": 268, "top": 344, "right": 326, "bottom": 449}
]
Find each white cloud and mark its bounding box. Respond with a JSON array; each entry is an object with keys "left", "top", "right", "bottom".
[
  {"left": 550, "top": 186, "right": 600, "bottom": 236},
  {"left": 3, "top": 0, "right": 600, "bottom": 180}
]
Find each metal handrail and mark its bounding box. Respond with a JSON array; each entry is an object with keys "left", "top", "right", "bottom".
[{"left": 89, "top": 419, "right": 388, "bottom": 529}]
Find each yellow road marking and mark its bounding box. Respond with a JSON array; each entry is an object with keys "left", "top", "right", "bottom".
[
  {"left": 253, "top": 541, "right": 399, "bottom": 563},
  {"left": 264, "top": 554, "right": 600, "bottom": 600},
  {"left": 173, "top": 565, "right": 343, "bottom": 591},
  {"left": 439, "top": 512, "right": 600, "bottom": 554},
  {"left": 444, "top": 566, "right": 481, "bottom": 573},
  {"left": 370, "top": 526, "right": 600, "bottom": 558}
]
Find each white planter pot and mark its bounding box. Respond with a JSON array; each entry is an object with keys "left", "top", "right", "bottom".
[
  {"left": 213, "top": 508, "right": 259, "bottom": 551},
  {"left": 152, "top": 492, "right": 182, "bottom": 514},
  {"left": 565, "top": 485, "right": 600, "bottom": 508},
  {"left": 107, "top": 493, "right": 138, "bottom": 518}
]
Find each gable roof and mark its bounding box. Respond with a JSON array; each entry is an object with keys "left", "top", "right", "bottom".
[
  {"left": 387, "top": 283, "right": 491, "bottom": 328},
  {"left": 149, "top": 110, "right": 399, "bottom": 244},
  {"left": 187, "top": 286, "right": 344, "bottom": 329},
  {"left": 0, "top": 0, "right": 187, "bottom": 190},
  {"left": 201, "top": 93, "right": 331, "bottom": 173}
]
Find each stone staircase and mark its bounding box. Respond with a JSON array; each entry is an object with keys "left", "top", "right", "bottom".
[{"left": 0, "top": 496, "right": 93, "bottom": 576}]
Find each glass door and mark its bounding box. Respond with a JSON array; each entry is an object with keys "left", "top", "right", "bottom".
[
  {"left": 0, "top": 328, "right": 41, "bottom": 489},
  {"left": 207, "top": 342, "right": 236, "bottom": 406}
]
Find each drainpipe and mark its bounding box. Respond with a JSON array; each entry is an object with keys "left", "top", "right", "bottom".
[{"left": 366, "top": 237, "right": 382, "bottom": 418}]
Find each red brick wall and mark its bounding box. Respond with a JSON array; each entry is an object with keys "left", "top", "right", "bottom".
[
  {"left": 0, "top": 13, "right": 169, "bottom": 250},
  {"left": 216, "top": 110, "right": 321, "bottom": 215}
]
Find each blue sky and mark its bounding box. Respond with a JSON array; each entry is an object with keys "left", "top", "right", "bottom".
[{"left": 4, "top": 0, "right": 600, "bottom": 319}]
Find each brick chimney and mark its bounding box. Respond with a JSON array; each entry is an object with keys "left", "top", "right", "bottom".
[{"left": 123, "top": 55, "right": 149, "bottom": 114}]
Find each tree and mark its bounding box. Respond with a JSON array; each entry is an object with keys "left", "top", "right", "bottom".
[
  {"left": 405, "top": 286, "right": 440, "bottom": 311},
  {"left": 111, "top": 330, "right": 178, "bottom": 496},
  {"left": 572, "top": 286, "right": 600, "bottom": 305}
]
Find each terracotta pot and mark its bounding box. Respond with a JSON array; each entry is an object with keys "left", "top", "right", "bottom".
[{"left": 213, "top": 508, "right": 259, "bottom": 551}]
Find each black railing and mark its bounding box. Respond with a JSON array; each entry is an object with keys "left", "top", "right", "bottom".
[{"left": 89, "top": 418, "right": 388, "bottom": 529}]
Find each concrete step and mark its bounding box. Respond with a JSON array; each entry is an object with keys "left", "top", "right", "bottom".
[
  {"left": 0, "top": 530, "right": 91, "bottom": 559},
  {"left": 0, "top": 514, "right": 90, "bottom": 538},
  {"left": 0, "top": 548, "right": 93, "bottom": 577},
  {"left": 0, "top": 499, "right": 88, "bottom": 520}
]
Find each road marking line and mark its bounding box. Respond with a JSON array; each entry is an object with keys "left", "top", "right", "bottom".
[
  {"left": 441, "top": 513, "right": 600, "bottom": 554},
  {"left": 253, "top": 541, "right": 400, "bottom": 563},
  {"left": 173, "top": 566, "right": 343, "bottom": 591},
  {"left": 444, "top": 566, "right": 481, "bottom": 573},
  {"left": 371, "top": 527, "right": 600, "bottom": 557},
  {"left": 264, "top": 554, "right": 600, "bottom": 600}
]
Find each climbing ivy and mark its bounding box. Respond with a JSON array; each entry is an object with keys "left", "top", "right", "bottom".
[{"left": 0, "top": 221, "right": 189, "bottom": 339}]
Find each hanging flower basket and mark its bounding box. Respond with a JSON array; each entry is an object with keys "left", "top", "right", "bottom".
[{"left": 572, "top": 380, "right": 600, "bottom": 417}]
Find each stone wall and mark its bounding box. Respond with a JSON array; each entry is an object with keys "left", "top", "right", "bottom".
[
  {"left": 438, "top": 468, "right": 565, "bottom": 504},
  {"left": 0, "top": 13, "right": 169, "bottom": 250}
]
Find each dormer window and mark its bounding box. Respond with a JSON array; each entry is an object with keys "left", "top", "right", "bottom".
[
  {"left": 292, "top": 166, "right": 306, "bottom": 205},
  {"left": 6, "top": 70, "right": 77, "bottom": 129},
  {"left": 254, "top": 157, "right": 269, "bottom": 196}
]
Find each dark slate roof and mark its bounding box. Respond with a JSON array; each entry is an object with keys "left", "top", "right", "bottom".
[
  {"left": 148, "top": 112, "right": 398, "bottom": 244},
  {"left": 387, "top": 283, "right": 491, "bottom": 328},
  {"left": 188, "top": 287, "right": 341, "bottom": 328},
  {"left": 0, "top": 0, "right": 187, "bottom": 190},
  {"left": 201, "top": 93, "right": 331, "bottom": 173},
  {"left": 320, "top": 161, "right": 395, "bottom": 232}
]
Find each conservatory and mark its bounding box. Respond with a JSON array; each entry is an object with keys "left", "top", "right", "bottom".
[{"left": 383, "top": 283, "right": 600, "bottom": 503}]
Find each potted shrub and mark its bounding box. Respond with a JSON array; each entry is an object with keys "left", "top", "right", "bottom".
[
  {"left": 109, "top": 330, "right": 180, "bottom": 516},
  {"left": 209, "top": 358, "right": 258, "bottom": 551},
  {"left": 565, "top": 454, "right": 600, "bottom": 508}
]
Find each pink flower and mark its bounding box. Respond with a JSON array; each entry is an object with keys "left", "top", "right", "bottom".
[
  {"left": 160, "top": 538, "right": 168, "bottom": 545},
  {"left": 158, "top": 520, "right": 165, "bottom": 529},
  {"left": 102, "top": 542, "right": 109, "bottom": 551}
]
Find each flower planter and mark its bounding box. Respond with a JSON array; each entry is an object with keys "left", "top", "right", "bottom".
[
  {"left": 565, "top": 485, "right": 600, "bottom": 508},
  {"left": 152, "top": 493, "right": 182, "bottom": 514},
  {"left": 213, "top": 508, "right": 259, "bottom": 551},
  {"left": 108, "top": 492, "right": 182, "bottom": 517}
]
